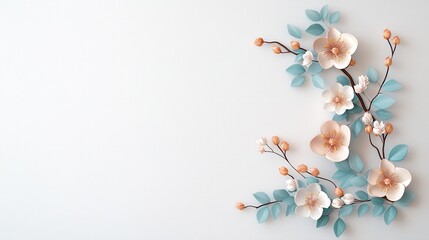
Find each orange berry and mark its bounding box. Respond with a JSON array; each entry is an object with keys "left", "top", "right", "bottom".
[
  {"left": 384, "top": 57, "right": 392, "bottom": 67},
  {"left": 281, "top": 141, "right": 290, "bottom": 151},
  {"left": 392, "top": 36, "right": 400, "bottom": 45},
  {"left": 383, "top": 29, "right": 391, "bottom": 39},
  {"left": 236, "top": 202, "right": 245, "bottom": 210},
  {"left": 335, "top": 187, "right": 344, "bottom": 197},
  {"left": 272, "top": 136, "right": 280, "bottom": 145},
  {"left": 291, "top": 41, "right": 300, "bottom": 50},
  {"left": 310, "top": 167, "right": 320, "bottom": 177},
  {"left": 279, "top": 166, "right": 289, "bottom": 176},
  {"left": 349, "top": 59, "right": 356, "bottom": 66},
  {"left": 272, "top": 46, "right": 281, "bottom": 54},
  {"left": 297, "top": 164, "right": 308, "bottom": 173},
  {"left": 254, "top": 38, "right": 264, "bottom": 47},
  {"left": 385, "top": 123, "right": 393, "bottom": 134},
  {"left": 365, "top": 125, "right": 373, "bottom": 134}
]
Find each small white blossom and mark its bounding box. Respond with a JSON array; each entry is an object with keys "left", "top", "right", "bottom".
[
  {"left": 373, "top": 121, "right": 386, "bottom": 135},
  {"left": 361, "top": 112, "right": 373, "bottom": 125},
  {"left": 341, "top": 193, "right": 355, "bottom": 205},
  {"left": 256, "top": 137, "right": 267, "bottom": 146},
  {"left": 302, "top": 51, "right": 314, "bottom": 68},
  {"left": 332, "top": 198, "right": 344, "bottom": 208},
  {"left": 257, "top": 146, "right": 265, "bottom": 154},
  {"left": 354, "top": 75, "right": 369, "bottom": 93},
  {"left": 286, "top": 179, "right": 298, "bottom": 192},
  {"left": 294, "top": 183, "right": 331, "bottom": 220},
  {"left": 322, "top": 83, "right": 354, "bottom": 115}
]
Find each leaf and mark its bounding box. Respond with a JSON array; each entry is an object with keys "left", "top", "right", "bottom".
[
  {"left": 309, "top": 62, "right": 323, "bottom": 74},
  {"left": 253, "top": 192, "right": 270, "bottom": 204},
  {"left": 333, "top": 218, "right": 346, "bottom": 237},
  {"left": 273, "top": 189, "right": 289, "bottom": 201},
  {"left": 297, "top": 180, "right": 306, "bottom": 188},
  {"left": 350, "top": 118, "right": 363, "bottom": 138},
  {"left": 348, "top": 104, "right": 362, "bottom": 114},
  {"left": 271, "top": 203, "right": 281, "bottom": 220},
  {"left": 337, "top": 76, "right": 349, "bottom": 85},
  {"left": 283, "top": 196, "right": 295, "bottom": 206},
  {"left": 256, "top": 206, "right": 270, "bottom": 223},
  {"left": 311, "top": 75, "right": 325, "bottom": 89},
  {"left": 335, "top": 160, "right": 352, "bottom": 172},
  {"left": 333, "top": 112, "right": 349, "bottom": 122},
  {"left": 286, "top": 64, "right": 306, "bottom": 76},
  {"left": 287, "top": 24, "right": 302, "bottom": 39},
  {"left": 358, "top": 204, "right": 369, "bottom": 217},
  {"left": 372, "top": 94, "right": 395, "bottom": 109},
  {"left": 320, "top": 5, "right": 329, "bottom": 20},
  {"left": 348, "top": 153, "right": 364, "bottom": 173},
  {"left": 382, "top": 79, "right": 402, "bottom": 92},
  {"left": 291, "top": 76, "right": 305, "bottom": 87},
  {"left": 339, "top": 205, "right": 354, "bottom": 217},
  {"left": 397, "top": 189, "right": 415, "bottom": 207},
  {"left": 375, "top": 109, "right": 393, "bottom": 120},
  {"left": 371, "top": 197, "right": 384, "bottom": 205},
  {"left": 305, "top": 9, "right": 322, "bottom": 21},
  {"left": 295, "top": 53, "right": 304, "bottom": 62},
  {"left": 339, "top": 173, "right": 356, "bottom": 188},
  {"left": 286, "top": 204, "right": 296, "bottom": 216},
  {"left": 307, "top": 176, "right": 319, "bottom": 184},
  {"left": 306, "top": 23, "right": 325, "bottom": 36},
  {"left": 351, "top": 176, "right": 368, "bottom": 187},
  {"left": 367, "top": 67, "right": 378, "bottom": 83},
  {"left": 317, "top": 215, "right": 330, "bottom": 228},
  {"left": 323, "top": 207, "right": 334, "bottom": 216},
  {"left": 355, "top": 191, "right": 369, "bottom": 200},
  {"left": 332, "top": 170, "right": 351, "bottom": 180},
  {"left": 372, "top": 205, "right": 385, "bottom": 216},
  {"left": 388, "top": 144, "right": 409, "bottom": 162},
  {"left": 328, "top": 11, "right": 340, "bottom": 24},
  {"left": 384, "top": 205, "right": 397, "bottom": 225}
]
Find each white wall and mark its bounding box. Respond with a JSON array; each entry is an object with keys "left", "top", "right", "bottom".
[{"left": 0, "top": 0, "right": 428, "bottom": 239}]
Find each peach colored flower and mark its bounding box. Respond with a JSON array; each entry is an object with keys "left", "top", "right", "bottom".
[
  {"left": 294, "top": 183, "right": 331, "bottom": 220},
  {"left": 322, "top": 83, "right": 354, "bottom": 115},
  {"left": 310, "top": 120, "right": 350, "bottom": 162}
]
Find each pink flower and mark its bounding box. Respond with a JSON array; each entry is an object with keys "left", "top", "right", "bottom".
[{"left": 310, "top": 120, "right": 350, "bottom": 162}]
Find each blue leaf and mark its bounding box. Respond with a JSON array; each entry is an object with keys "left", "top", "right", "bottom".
[
  {"left": 295, "top": 53, "right": 304, "bottom": 62},
  {"left": 328, "top": 12, "right": 340, "bottom": 24},
  {"left": 339, "top": 173, "right": 356, "bottom": 188},
  {"left": 388, "top": 144, "right": 409, "bottom": 162},
  {"left": 287, "top": 24, "right": 302, "bottom": 39},
  {"left": 320, "top": 5, "right": 329, "bottom": 20},
  {"left": 332, "top": 170, "right": 351, "bottom": 180},
  {"left": 311, "top": 75, "right": 325, "bottom": 89},
  {"left": 351, "top": 176, "right": 368, "bottom": 187},
  {"left": 291, "top": 76, "right": 305, "bottom": 87},
  {"left": 286, "top": 204, "right": 296, "bottom": 216},
  {"left": 271, "top": 203, "right": 282, "bottom": 220},
  {"left": 372, "top": 94, "right": 395, "bottom": 109},
  {"left": 273, "top": 189, "right": 289, "bottom": 201},
  {"left": 396, "top": 189, "right": 415, "bottom": 207},
  {"left": 333, "top": 112, "right": 349, "bottom": 122},
  {"left": 382, "top": 79, "right": 402, "bottom": 92},
  {"left": 295, "top": 48, "right": 306, "bottom": 54},
  {"left": 372, "top": 205, "right": 385, "bottom": 216},
  {"left": 253, "top": 192, "right": 270, "bottom": 204},
  {"left": 337, "top": 76, "right": 349, "bottom": 85},
  {"left": 256, "top": 206, "right": 270, "bottom": 223},
  {"left": 306, "top": 23, "right": 325, "bottom": 36},
  {"left": 375, "top": 109, "right": 393, "bottom": 120},
  {"left": 367, "top": 67, "right": 378, "bottom": 83},
  {"left": 335, "top": 159, "right": 352, "bottom": 172},
  {"left": 355, "top": 191, "right": 369, "bottom": 200},
  {"left": 297, "top": 180, "right": 306, "bottom": 188},
  {"left": 333, "top": 218, "right": 346, "bottom": 237},
  {"left": 358, "top": 204, "right": 369, "bottom": 217},
  {"left": 307, "top": 176, "right": 319, "bottom": 184},
  {"left": 323, "top": 207, "right": 334, "bottom": 216},
  {"left": 371, "top": 197, "right": 384, "bottom": 205},
  {"left": 309, "top": 62, "right": 323, "bottom": 74},
  {"left": 317, "top": 215, "right": 330, "bottom": 228},
  {"left": 283, "top": 196, "right": 295, "bottom": 206},
  {"left": 351, "top": 118, "right": 363, "bottom": 138},
  {"left": 348, "top": 105, "right": 362, "bottom": 114},
  {"left": 339, "top": 205, "right": 354, "bottom": 217},
  {"left": 348, "top": 153, "right": 364, "bottom": 173},
  {"left": 286, "top": 64, "right": 306, "bottom": 76},
  {"left": 305, "top": 9, "right": 322, "bottom": 21},
  {"left": 384, "top": 205, "right": 397, "bottom": 225}
]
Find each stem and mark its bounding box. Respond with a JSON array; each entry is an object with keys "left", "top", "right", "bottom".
[
  {"left": 245, "top": 201, "right": 279, "bottom": 209},
  {"left": 341, "top": 68, "right": 369, "bottom": 112},
  {"left": 382, "top": 134, "right": 388, "bottom": 159},
  {"left": 368, "top": 134, "right": 383, "bottom": 159},
  {"left": 276, "top": 145, "right": 306, "bottom": 179},
  {"left": 306, "top": 172, "right": 337, "bottom": 188},
  {"left": 264, "top": 41, "right": 298, "bottom": 55}
]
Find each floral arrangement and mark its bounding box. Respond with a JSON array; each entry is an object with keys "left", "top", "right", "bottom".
[{"left": 236, "top": 5, "right": 414, "bottom": 238}]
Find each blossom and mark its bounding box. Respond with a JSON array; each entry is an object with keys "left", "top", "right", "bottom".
[
  {"left": 257, "top": 146, "right": 265, "bottom": 154},
  {"left": 294, "top": 183, "right": 331, "bottom": 220},
  {"left": 310, "top": 120, "right": 351, "bottom": 162},
  {"left": 257, "top": 137, "right": 267, "bottom": 146},
  {"left": 332, "top": 198, "right": 344, "bottom": 208},
  {"left": 322, "top": 83, "right": 354, "bottom": 115},
  {"left": 354, "top": 75, "right": 369, "bottom": 93},
  {"left": 361, "top": 111, "right": 373, "bottom": 125},
  {"left": 302, "top": 51, "right": 314, "bottom": 68},
  {"left": 286, "top": 179, "right": 298, "bottom": 192},
  {"left": 341, "top": 193, "right": 355, "bottom": 205},
  {"left": 367, "top": 159, "right": 412, "bottom": 201},
  {"left": 373, "top": 121, "right": 385, "bottom": 135},
  {"left": 313, "top": 27, "right": 358, "bottom": 69}
]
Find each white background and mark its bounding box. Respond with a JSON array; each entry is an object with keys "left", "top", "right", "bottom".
[{"left": 0, "top": 0, "right": 428, "bottom": 239}]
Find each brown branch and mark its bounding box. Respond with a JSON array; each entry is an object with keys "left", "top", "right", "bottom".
[
  {"left": 368, "top": 134, "right": 383, "bottom": 159},
  {"left": 263, "top": 41, "right": 298, "bottom": 55},
  {"left": 245, "top": 201, "right": 279, "bottom": 209}
]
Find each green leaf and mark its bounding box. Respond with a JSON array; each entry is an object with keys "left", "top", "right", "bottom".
[
  {"left": 371, "top": 197, "right": 384, "bottom": 205},
  {"left": 351, "top": 176, "right": 368, "bottom": 187},
  {"left": 337, "top": 76, "right": 350, "bottom": 85},
  {"left": 335, "top": 159, "right": 352, "bottom": 172},
  {"left": 297, "top": 180, "right": 305, "bottom": 188},
  {"left": 367, "top": 67, "right": 378, "bottom": 83},
  {"left": 355, "top": 191, "right": 369, "bottom": 200},
  {"left": 286, "top": 204, "right": 296, "bottom": 216},
  {"left": 286, "top": 64, "right": 306, "bottom": 76},
  {"left": 372, "top": 94, "right": 395, "bottom": 109},
  {"left": 306, "top": 23, "right": 325, "bottom": 36},
  {"left": 339, "top": 205, "right": 354, "bottom": 217},
  {"left": 333, "top": 218, "right": 346, "bottom": 237},
  {"left": 328, "top": 12, "right": 340, "bottom": 24},
  {"left": 388, "top": 144, "right": 409, "bottom": 162},
  {"left": 348, "top": 104, "right": 362, "bottom": 114},
  {"left": 291, "top": 76, "right": 305, "bottom": 87},
  {"left": 305, "top": 9, "right": 322, "bottom": 21},
  {"left": 309, "top": 62, "right": 323, "bottom": 74},
  {"left": 348, "top": 153, "right": 364, "bottom": 173},
  {"left": 358, "top": 204, "right": 369, "bottom": 217},
  {"left": 317, "top": 215, "right": 330, "bottom": 228},
  {"left": 273, "top": 189, "right": 289, "bottom": 201},
  {"left": 256, "top": 206, "right": 270, "bottom": 223},
  {"left": 350, "top": 118, "right": 363, "bottom": 138},
  {"left": 307, "top": 176, "right": 319, "bottom": 184},
  {"left": 253, "top": 192, "right": 270, "bottom": 204},
  {"left": 384, "top": 205, "right": 397, "bottom": 225},
  {"left": 382, "top": 79, "right": 402, "bottom": 92},
  {"left": 311, "top": 75, "right": 325, "bottom": 89},
  {"left": 372, "top": 205, "right": 385, "bottom": 216},
  {"left": 323, "top": 207, "right": 334, "bottom": 216},
  {"left": 271, "top": 203, "right": 281, "bottom": 220},
  {"left": 375, "top": 109, "right": 393, "bottom": 120},
  {"left": 333, "top": 112, "right": 349, "bottom": 122},
  {"left": 396, "top": 189, "right": 415, "bottom": 207},
  {"left": 287, "top": 24, "right": 302, "bottom": 39},
  {"left": 320, "top": 5, "right": 329, "bottom": 20}
]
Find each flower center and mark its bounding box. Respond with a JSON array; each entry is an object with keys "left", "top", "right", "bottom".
[
  {"left": 322, "top": 130, "right": 342, "bottom": 152},
  {"left": 306, "top": 195, "right": 318, "bottom": 208},
  {"left": 324, "top": 39, "right": 346, "bottom": 61},
  {"left": 331, "top": 47, "right": 340, "bottom": 55},
  {"left": 377, "top": 169, "right": 399, "bottom": 192},
  {"left": 331, "top": 93, "right": 345, "bottom": 106}
]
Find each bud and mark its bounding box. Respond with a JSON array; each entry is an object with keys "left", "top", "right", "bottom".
[
  {"left": 383, "top": 29, "right": 391, "bottom": 39},
  {"left": 254, "top": 38, "right": 264, "bottom": 47},
  {"left": 392, "top": 36, "right": 400, "bottom": 45},
  {"left": 349, "top": 59, "right": 356, "bottom": 66},
  {"left": 258, "top": 146, "right": 265, "bottom": 154},
  {"left": 281, "top": 141, "right": 290, "bottom": 151},
  {"left": 236, "top": 202, "right": 245, "bottom": 210},
  {"left": 341, "top": 193, "right": 355, "bottom": 205},
  {"left": 272, "top": 46, "right": 281, "bottom": 54},
  {"left": 291, "top": 41, "right": 300, "bottom": 50},
  {"left": 297, "top": 164, "right": 308, "bottom": 173},
  {"left": 332, "top": 198, "right": 344, "bottom": 209},
  {"left": 335, "top": 187, "right": 344, "bottom": 197},
  {"left": 257, "top": 137, "right": 267, "bottom": 146},
  {"left": 385, "top": 123, "right": 393, "bottom": 134},
  {"left": 272, "top": 136, "right": 280, "bottom": 145},
  {"left": 286, "top": 179, "right": 298, "bottom": 192},
  {"left": 309, "top": 167, "right": 320, "bottom": 177},
  {"left": 384, "top": 57, "right": 392, "bottom": 67},
  {"left": 279, "top": 166, "right": 289, "bottom": 176},
  {"left": 365, "top": 125, "right": 373, "bottom": 134}
]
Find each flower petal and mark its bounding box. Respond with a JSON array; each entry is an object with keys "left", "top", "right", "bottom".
[
  {"left": 321, "top": 120, "right": 339, "bottom": 134},
  {"left": 322, "top": 89, "right": 332, "bottom": 102},
  {"left": 307, "top": 183, "right": 321, "bottom": 194},
  {"left": 326, "top": 146, "right": 349, "bottom": 162},
  {"left": 343, "top": 100, "right": 354, "bottom": 110},
  {"left": 380, "top": 159, "right": 395, "bottom": 173},
  {"left": 341, "top": 85, "right": 355, "bottom": 100},
  {"left": 318, "top": 53, "right": 335, "bottom": 69},
  {"left": 395, "top": 167, "right": 412, "bottom": 187},
  {"left": 367, "top": 169, "right": 379, "bottom": 185},
  {"left": 294, "top": 188, "right": 308, "bottom": 206},
  {"left": 310, "top": 207, "right": 323, "bottom": 220},
  {"left": 318, "top": 191, "right": 331, "bottom": 208},
  {"left": 313, "top": 38, "right": 328, "bottom": 53},
  {"left": 310, "top": 135, "right": 329, "bottom": 155},
  {"left": 367, "top": 184, "right": 386, "bottom": 198},
  {"left": 339, "top": 125, "right": 351, "bottom": 146},
  {"left": 341, "top": 33, "right": 358, "bottom": 54},
  {"left": 386, "top": 183, "right": 405, "bottom": 201},
  {"left": 328, "top": 27, "right": 341, "bottom": 40},
  {"left": 295, "top": 205, "right": 310, "bottom": 218},
  {"left": 324, "top": 102, "right": 335, "bottom": 112},
  {"left": 334, "top": 105, "right": 346, "bottom": 115},
  {"left": 333, "top": 53, "right": 351, "bottom": 69}
]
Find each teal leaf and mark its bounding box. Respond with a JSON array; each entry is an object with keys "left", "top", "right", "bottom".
[
  {"left": 328, "top": 12, "right": 340, "bottom": 24},
  {"left": 271, "top": 203, "right": 282, "bottom": 220},
  {"left": 305, "top": 9, "right": 322, "bottom": 21},
  {"left": 339, "top": 205, "right": 354, "bottom": 217},
  {"left": 351, "top": 176, "right": 368, "bottom": 187},
  {"left": 283, "top": 196, "right": 295, "bottom": 206},
  {"left": 295, "top": 48, "right": 306, "bottom": 54},
  {"left": 297, "top": 180, "right": 306, "bottom": 188},
  {"left": 335, "top": 159, "right": 352, "bottom": 172},
  {"left": 384, "top": 205, "right": 397, "bottom": 225},
  {"left": 350, "top": 118, "right": 363, "bottom": 138},
  {"left": 323, "top": 207, "right": 334, "bottom": 216},
  {"left": 256, "top": 206, "right": 270, "bottom": 223},
  {"left": 320, "top": 5, "right": 329, "bottom": 20},
  {"left": 348, "top": 153, "right": 364, "bottom": 173},
  {"left": 273, "top": 189, "right": 289, "bottom": 201},
  {"left": 311, "top": 75, "right": 325, "bottom": 89},
  {"left": 382, "top": 79, "right": 402, "bottom": 92},
  {"left": 287, "top": 24, "right": 302, "bottom": 39},
  {"left": 355, "top": 191, "right": 369, "bottom": 200},
  {"left": 372, "top": 94, "right": 395, "bottom": 109},
  {"left": 339, "top": 173, "right": 356, "bottom": 188},
  {"left": 333, "top": 218, "right": 346, "bottom": 237},
  {"left": 309, "top": 62, "right": 323, "bottom": 74},
  {"left": 253, "top": 192, "right": 270, "bottom": 204},
  {"left": 388, "top": 144, "right": 409, "bottom": 162},
  {"left": 295, "top": 53, "right": 304, "bottom": 62},
  {"left": 286, "top": 204, "right": 296, "bottom": 216},
  {"left": 306, "top": 23, "right": 325, "bottom": 36},
  {"left": 372, "top": 205, "right": 385, "bottom": 217},
  {"left": 348, "top": 104, "right": 362, "bottom": 114},
  {"left": 317, "top": 215, "right": 330, "bottom": 228},
  {"left": 333, "top": 170, "right": 351, "bottom": 180},
  {"left": 375, "top": 109, "right": 393, "bottom": 120},
  {"left": 337, "top": 76, "right": 349, "bottom": 85},
  {"left": 371, "top": 197, "right": 384, "bottom": 206},
  {"left": 307, "top": 176, "right": 319, "bottom": 184},
  {"left": 286, "top": 64, "right": 306, "bottom": 76},
  {"left": 291, "top": 76, "right": 305, "bottom": 87},
  {"left": 333, "top": 112, "right": 349, "bottom": 122},
  {"left": 358, "top": 204, "right": 369, "bottom": 217},
  {"left": 367, "top": 67, "right": 378, "bottom": 83},
  {"left": 397, "top": 189, "right": 415, "bottom": 207}
]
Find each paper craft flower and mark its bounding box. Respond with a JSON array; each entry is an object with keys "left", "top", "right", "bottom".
[
  {"left": 302, "top": 51, "right": 314, "bottom": 68},
  {"left": 294, "top": 183, "right": 331, "bottom": 220},
  {"left": 367, "top": 159, "right": 412, "bottom": 201},
  {"left": 341, "top": 193, "right": 355, "bottom": 205},
  {"left": 331, "top": 198, "right": 344, "bottom": 208},
  {"left": 310, "top": 120, "right": 350, "bottom": 162},
  {"left": 286, "top": 179, "right": 298, "bottom": 192},
  {"left": 354, "top": 75, "right": 369, "bottom": 93},
  {"left": 322, "top": 83, "right": 354, "bottom": 115},
  {"left": 373, "top": 121, "right": 386, "bottom": 135},
  {"left": 361, "top": 111, "right": 373, "bottom": 125},
  {"left": 313, "top": 27, "right": 358, "bottom": 69}
]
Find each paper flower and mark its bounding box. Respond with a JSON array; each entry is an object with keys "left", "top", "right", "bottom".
[
  {"left": 294, "top": 183, "right": 331, "bottom": 220},
  {"left": 257, "top": 146, "right": 265, "bottom": 154},
  {"left": 361, "top": 111, "right": 373, "bottom": 125},
  {"left": 302, "top": 51, "right": 314, "bottom": 68},
  {"left": 286, "top": 179, "right": 298, "bottom": 192},
  {"left": 322, "top": 83, "right": 354, "bottom": 115},
  {"left": 332, "top": 198, "right": 344, "bottom": 208},
  {"left": 373, "top": 121, "right": 386, "bottom": 135},
  {"left": 367, "top": 159, "right": 412, "bottom": 201},
  {"left": 313, "top": 27, "right": 358, "bottom": 69},
  {"left": 341, "top": 193, "right": 355, "bottom": 205},
  {"left": 354, "top": 75, "right": 369, "bottom": 93},
  {"left": 257, "top": 137, "right": 267, "bottom": 146},
  {"left": 310, "top": 120, "right": 351, "bottom": 162}
]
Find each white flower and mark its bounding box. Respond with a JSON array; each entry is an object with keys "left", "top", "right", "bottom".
[
  {"left": 322, "top": 83, "right": 354, "bottom": 115},
  {"left": 367, "top": 159, "right": 412, "bottom": 201},
  {"left": 341, "top": 193, "right": 355, "bottom": 205},
  {"left": 313, "top": 27, "right": 358, "bottom": 69},
  {"left": 257, "top": 146, "right": 265, "bottom": 154},
  {"left": 286, "top": 179, "right": 298, "bottom": 192},
  {"left": 332, "top": 198, "right": 344, "bottom": 208},
  {"left": 256, "top": 137, "right": 267, "bottom": 146},
  {"left": 294, "top": 183, "right": 331, "bottom": 220},
  {"left": 373, "top": 121, "right": 386, "bottom": 135},
  {"left": 361, "top": 111, "right": 373, "bottom": 125},
  {"left": 302, "top": 51, "right": 314, "bottom": 68},
  {"left": 354, "top": 75, "right": 369, "bottom": 93}
]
